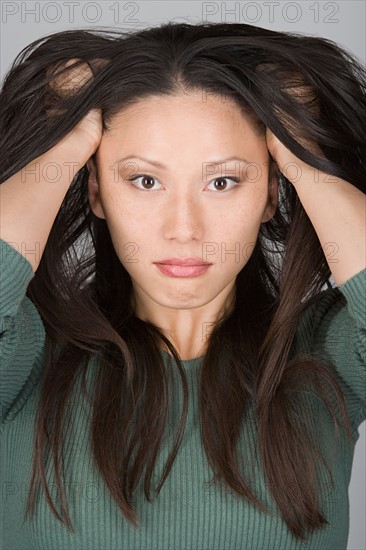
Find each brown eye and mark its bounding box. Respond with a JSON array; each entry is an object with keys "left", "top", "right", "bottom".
[
  {"left": 207, "top": 177, "right": 241, "bottom": 192},
  {"left": 214, "top": 178, "right": 228, "bottom": 191},
  {"left": 140, "top": 176, "right": 155, "bottom": 189},
  {"left": 127, "top": 174, "right": 161, "bottom": 191}
]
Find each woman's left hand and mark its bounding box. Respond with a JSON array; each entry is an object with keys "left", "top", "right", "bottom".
[
  {"left": 265, "top": 127, "right": 322, "bottom": 185},
  {"left": 264, "top": 77, "right": 325, "bottom": 184},
  {"left": 264, "top": 79, "right": 366, "bottom": 286},
  {"left": 265, "top": 123, "right": 366, "bottom": 286}
]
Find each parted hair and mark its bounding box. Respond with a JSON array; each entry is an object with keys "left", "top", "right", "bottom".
[{"left": 1, "top": 21, "right": 365, "bottom": 541}]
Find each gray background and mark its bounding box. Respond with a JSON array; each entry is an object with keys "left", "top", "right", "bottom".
[{"left": 1, "top": 2, "right": 365, "bottom": 548}]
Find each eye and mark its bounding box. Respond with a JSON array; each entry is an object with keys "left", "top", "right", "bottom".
[
  {"left": 126, "top": 174, "right": 241, "bottom": 191},
  {"left": 206, "top": 176, "right": 241, "bottom": 192},
  {"left": 126, "top": 174, "right": 161, "bottom": 191}
]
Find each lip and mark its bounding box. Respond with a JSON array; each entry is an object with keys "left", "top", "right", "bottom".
[
  {"left": 155, "top": 263, "right": 212, "bottom": 278},
  {"left": 154, "top": 257, "right": 212, "bottom": 266}
]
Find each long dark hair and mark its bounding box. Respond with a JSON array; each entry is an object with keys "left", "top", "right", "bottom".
[{"left": 1, "top": 21, "right": 365, "bottom": 541}]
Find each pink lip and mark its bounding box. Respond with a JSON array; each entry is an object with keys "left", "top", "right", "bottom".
[
  {"left": 154, "top": 257, "right": 211, "bottom": 266},
  {"left": 155, "top": 263, "right": 212, "bottom": 278}
]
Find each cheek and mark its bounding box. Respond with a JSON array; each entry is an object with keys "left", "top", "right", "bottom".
[
  {"left": 214, "top": 200, "right": 266, "bottom": 259},
  {"left": 107, "top": 215, "right": 153, "bottom": 269},
  {"left": 98, "top": 189, "right": 136, "bottom": 230},
  {"left": 108, "top": 218, "right": 141, "bottom": 248},
  {"left": 206, "top": 223, "right": 255, "bottom": 265},
  {"left": 100, "top": 203, "right": 140, "bottom": 260},
  {"left": 223, "top": 195, "right": 267, "bottom": 231}
]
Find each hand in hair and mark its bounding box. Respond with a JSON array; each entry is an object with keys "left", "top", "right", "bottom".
[
  {"left": 265, "top": 78, "right": 365, "bottom": 285},
  {"left": 265, "top": 126, "right": 324, "bottom": 182},
  {"left": 265, "top": 77, "right": 325, "bottom": 182},
  {"left": 45, "top": 58, "right": 103, "bottom": 156}
]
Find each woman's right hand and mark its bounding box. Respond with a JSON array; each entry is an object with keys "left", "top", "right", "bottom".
[
  {"left": 46, "top": 58, "right": 103, "bottom": 159},
  {"left": 62, "top": 107, "right": 103, "bottom": 160},
  {"left": 1, "top": 59, "right": 105, "bottom": 272}
]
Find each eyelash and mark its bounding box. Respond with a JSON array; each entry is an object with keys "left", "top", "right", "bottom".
[{"left": 126, "top": 174, "right": 242, "bottom": 192}]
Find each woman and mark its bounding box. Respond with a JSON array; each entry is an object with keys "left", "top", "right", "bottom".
[{"left": 0, "top": 21, "right": 365, "bottom": 549}]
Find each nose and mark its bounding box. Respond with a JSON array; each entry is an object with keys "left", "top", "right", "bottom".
[{"left": 162, "top": 194, "right": 203, "bottom": 242}]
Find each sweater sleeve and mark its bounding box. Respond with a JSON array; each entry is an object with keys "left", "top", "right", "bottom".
[
  {"left": 296, "top": 267, "right": 366, "bottom": 432},
  {"left": 0, "top": 239, "right": 46, "bottom": 422}
]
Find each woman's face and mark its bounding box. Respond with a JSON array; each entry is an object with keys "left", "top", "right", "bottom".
[{"left": 87, "top": 91, "right": 278, "bottom": 331}]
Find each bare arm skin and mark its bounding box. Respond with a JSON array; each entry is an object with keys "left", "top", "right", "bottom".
[{"left": 0, "top": 60, "right": 103, "bottom": 273}]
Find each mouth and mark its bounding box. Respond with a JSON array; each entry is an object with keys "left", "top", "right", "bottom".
[
  {"left": 154, "top": 257, "right": 212, "bottom": 267},
  {"left": 154, "top": 262, "right": 212, "bottom": 278}
]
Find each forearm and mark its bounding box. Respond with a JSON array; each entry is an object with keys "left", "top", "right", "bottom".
[
  {"left": 0, "top": 142, "right": 87, "bottom": 273},
  {"left": 290, "top": 168, "right": 366, "bottom": 286}
]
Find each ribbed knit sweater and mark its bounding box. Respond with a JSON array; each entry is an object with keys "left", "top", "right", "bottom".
[{"left": 1, "top": 238, "right": 365, "bottom": 550}]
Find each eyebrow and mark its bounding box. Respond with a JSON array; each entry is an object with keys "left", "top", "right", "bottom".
[{"left": 114, "top": 155, "right": 252, "bottom": 169}]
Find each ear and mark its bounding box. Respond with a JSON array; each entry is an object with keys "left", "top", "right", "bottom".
[
  {"left": 86, "top": 158, "right": 106, "bottom": 219},
  {"left": 261, "top": 164, "right": 279, "bottom": 224}
]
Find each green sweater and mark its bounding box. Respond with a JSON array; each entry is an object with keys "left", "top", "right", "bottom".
[{"left": 1, "top": 238, "right": 365, "bottom": 550}]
